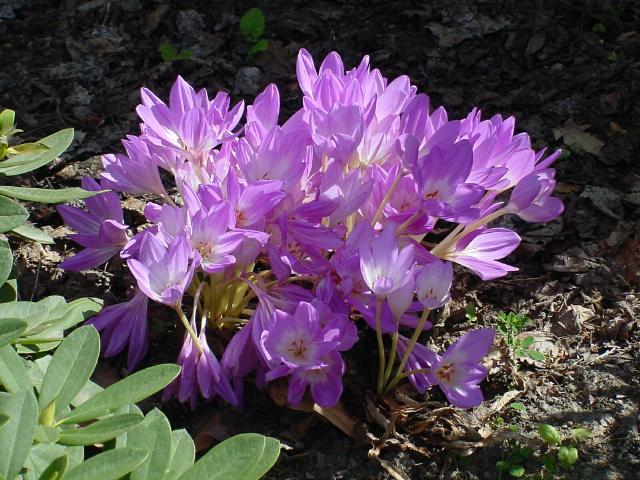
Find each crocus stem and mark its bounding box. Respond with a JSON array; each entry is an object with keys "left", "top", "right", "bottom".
[
  {"left": 375, "top": 297, "right": 386, "bottom": 394},
  {"left": 395, "top": 209, "right": 422, "bottom": 236},
  {"left": 431, "top": 206, "right": 509, "bottom": 257},
  {"left": 385, "top": 308, "right": 431, "bottom": 393},
  {"left": 383, "top": 331, "right": 398, "bottom": 385},
  {"left": 175, "top": 304, "right": 203, "bottom": 354},
  {"left": 395, "top": 367, "right": 431, "bottom": 380},
  {"left": 371, "top": 172, "right": 404, "bottom": 226}
]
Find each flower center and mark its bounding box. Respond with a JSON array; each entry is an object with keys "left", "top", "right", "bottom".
[
  {"left": 288, "top": 339, "right": 307, "bottom": 358},
  {"left": 424, "top": 189, "right": 439, "bottom": 199},
  {"left": 197, "top": 241, "right": 214, "bottom": 257},
  {"left": 435, "top": 362, "right": 455, "bottom": 383}
]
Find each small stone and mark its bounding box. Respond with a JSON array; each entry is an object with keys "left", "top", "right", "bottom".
[
  {"left": 234, "top": 67, "right": 262, "bottom": 96},
  {"left": 0, "top": 5, "right": 15, "bottom": 19}
]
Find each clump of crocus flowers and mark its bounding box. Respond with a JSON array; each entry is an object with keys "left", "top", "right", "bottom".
[{"left": 59, "top": 49, "right": 563, "bottom": 410}]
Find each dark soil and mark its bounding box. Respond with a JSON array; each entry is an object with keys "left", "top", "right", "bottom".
[{"left": 1, "top": 0, "right": 639, "bottom": 479}]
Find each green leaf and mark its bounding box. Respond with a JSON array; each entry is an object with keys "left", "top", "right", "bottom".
[
  {"left": 61, "top": 364, "right": 181, "bottom": 424},
  {"left": 62, "top": 447, "right": 149, "bottom": 480},
  {"left": 0, "top": 277, "right": 18, "bottom": 302},
  {"left": 0, "top": 186, "right": 100, "bottom": 204},
  {"left": 127, "top": 409, "right": 172, "bottom": 480},
  {"left": 239, "top": 8, "right": 265, "bottom": 41},
  {"left": 526, "top": 349, "right": 546, "bottom": 362},
  {"left": 0, "top": 388, "right": 39, "bottom": 479},
  {"left": 248, "top": 38, "right": 269, "bottom": 57},
  {"left": 537, "top": 424, "right": 563, "bottom": 445},
  {"left": 24, "top": 443, "right": 68, "bottom": 480},
  {"left": 0, "top": 317, "right": 27, "bottom": 347},
  {"left": 509, "top": 402, "right": 526, "bottom": 413},
  {"left": 58, "top": 413, "right": 143, "bottom": 446},
  {"left": 0, "top": 239, "right": 12, "bottom": 286},
  {"left": 0, "top": 128, "right": 74, "bottom": 176},
  {"left": 165, "top": 429, "right": 195, "bottom": 480},
  {"left": 178, "top": 433, "right": 280, "bottom": 480},
  {"left": 520, "top": 336, "right": 535, "bottom": 349},
  {"left": 508, "top": 465, "right": 525, "bottom": 477},
  {"left": 0, "top": 109, "right": 15, "bottom": 137},
  {"left": 496, "top": 460, "right": 510, "bottom": 471},
  {"left": 0, "top": 299, "right": 48, "bottom": 323},
  {"left": 0, "top": 195, "right": 29, "bottom": 233},
  {"left": 12, "top": 223, "right": 55, "bottom": 244},
  {"left": 38, "top": 454, "right": 68, "bottom": 480},
  {"left": 0, "top": 344, "right": 30, "bottom": 393},
  {"left": 159, "top": 43, "right": 192, "bottom": 62},
  {"left": 34, "top": 424, "right": 61, "bottom": 444},
  {"left": 570, "top": 427, "right": 591, "bottom": 442},
  {"left": 557, "top": 446, "right": 578, "bottom": 467},
  {"left": 0, "top": 413, "right": 7, "bottom": 427},
  {"left": 39, "top": 326, "right": 100, "bottom": 416}
]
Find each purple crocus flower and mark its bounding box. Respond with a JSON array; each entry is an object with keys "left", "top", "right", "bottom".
[
  {"left": 427, "top": 328, "right": 494, "bottom": 408},
  {"left": 261, "top": 302, "right": 346, "bottom": 407},
  {"left": 508, "top": 169, "right": 564, "bottom": 222},
  {"left": 415, "top": 259, "right": 453, "bottom": 309},
  {"left": 446, "top": 228, "right": 520, "bottom": 280},
  {"left": 58, "top": 177, "right": 128, "bottom": 271},
  {"left": 88, "top": 291, "right": 149, "bottom": 371},
  {"left": 397, "top": 329, "right": 494, "bottom": 408},
  {"left": 189, "top": 202, "right": 244, "bottom": 273},
  {"left": 101, "top": 135, "right": 168, "bottom": 197},
  {"left": 127, "top": 233, "right": 199, "bottom": 306}
]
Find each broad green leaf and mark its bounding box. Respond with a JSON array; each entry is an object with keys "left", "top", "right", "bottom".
[
  {"left": 34, "top": 424, "right": 61, "bottom": 444},
  {"left": 0, "top": 195, "right": 28, "bottom": 232},
  {"left": 165, "top": 429, "right": 195, "bottom": 480},
  {"left": 537, "top": 424, "right": 563, "bottom": 445},
  {"left": 178, "top": 433, "right": 280, "bottom": 480},
  {"left": 570, "top": 427, "right": 591, "bottom": 442},
  {"left": 38, "top": 454, "right": 68, "bottom": 480},
  {"left": 69, "top": 379, "right": 103, "bottom": 408},
  {"left": 508, "top": 465, "right": 525, "bottom": 477},
  {"left": 62, "top": 447, "right": 148, "bottom": 480},
  {"left": 61, "top": 364, "right": 181, "bottom": 424},
  {"left": 127, "top": 409, "right": 172, "bottom": 480},
  {"left": 239, "top": 8, "right": 265, "bottom": 41},
  {"left": 12, "top": 223, "right": 55, "bottom": 244},
  {"left": 23, "top": 443, "right": 67, "bottom": 480},
  {"left": 509, "top": 402, "right": 526, "bottom": 413},
  {"left": 0, "top": 388, "right": 38, "bottom": 479},
  {"left": 0, "top": 317, "right": 27, "bottom": 347},
  {"left": 527, "top": 349, "right": 546, "bottom": 362},
  {"left": 0, "top": 239, "right": 12, "bottom": 285},
  {"left": 248, "top": 39, "right": 269, "bottom": 57},
  {"left": 58, "top": 413, "right": 143, "bottom": 446},
  {"left": 39, "top": 325, "right": 100, "bottom": 415},
  {"left": 0, "top": 413, "right": 7, "bottom": 427},
  {"left": 0, "top": 186, "right": 99, "bottom": 203},
  {"left": 0, "top": 300, "right": 48, "bottom": 323},
  {"left": 0, "top": 128, "right": 74, "bottom": 176},
  {"left": 114, "top": 403, "right": 144, "bottom": 448},
  {"left": 520, "top": 336, "right": 535, "bottom": 349},
  {"left": 0, "top": 344, "right": 30, "bottom": 393},
  {"left": 557, "top": 446, "right": 578, "bottom": 466},
  {"left": 0, "top": 109, "right": 15, "bottom": 137},
  {"left": 0, "top": 277, "right": 18, "bottom": 302}
]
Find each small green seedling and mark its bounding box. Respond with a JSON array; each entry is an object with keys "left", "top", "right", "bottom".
[
  {"left": 159, "top": 42, "right": 193, "bottom": 62},
  {"left": 497, "top": 311, "right": 545, "bottom": 369},
  {"left": 536, "top": 424, "right": 591, "bottom": 476},
  {"left": 496, "top": 442, "right": 534, "bottom": 479},
  {"left": 239, "top": 7, "right": 268, "bottom": 61},
  {"left": 465, "top": 303, "right": 477, "bottom": 322}
]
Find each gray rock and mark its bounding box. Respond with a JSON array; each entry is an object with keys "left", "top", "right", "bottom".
[{"left": 234, "top": 67, "right": 262, "bottom": 96}]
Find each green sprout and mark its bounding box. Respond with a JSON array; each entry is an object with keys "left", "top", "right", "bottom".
[
  {"left": 159, "top": 42, "right": 193, "bottom": 62},
  {"left": 239, "top": 7, "right": 268, "bottom": 61}
]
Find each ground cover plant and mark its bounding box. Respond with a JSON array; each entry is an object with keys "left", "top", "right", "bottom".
[
  {"left": 57, "top": 49, "right": 563, "bottom": 413},
  {"left": 0, "top": 115, "right": 280, "bottom": 480}
]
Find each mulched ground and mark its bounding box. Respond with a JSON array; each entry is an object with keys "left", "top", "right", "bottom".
[{"left": 1, "top": 0, "right": 639, "bottom": 478}]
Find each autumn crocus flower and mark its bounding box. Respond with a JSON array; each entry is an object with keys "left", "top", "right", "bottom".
[
  {"left": 57, "top": 176, "right": 128, "bottom": 271},
  {"left": 127, "top": 233, "right": 199, "bottom": 307},
  {"left": 88, "top": 291, "right": 149, "bottom": 371},
  {"left": 397, "top": 329, "right": 494, "bottom": 408}
]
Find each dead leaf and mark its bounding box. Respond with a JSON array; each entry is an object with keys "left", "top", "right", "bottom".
[{"left": 553, "top": 124, "right": 604, "bottom": 156}]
